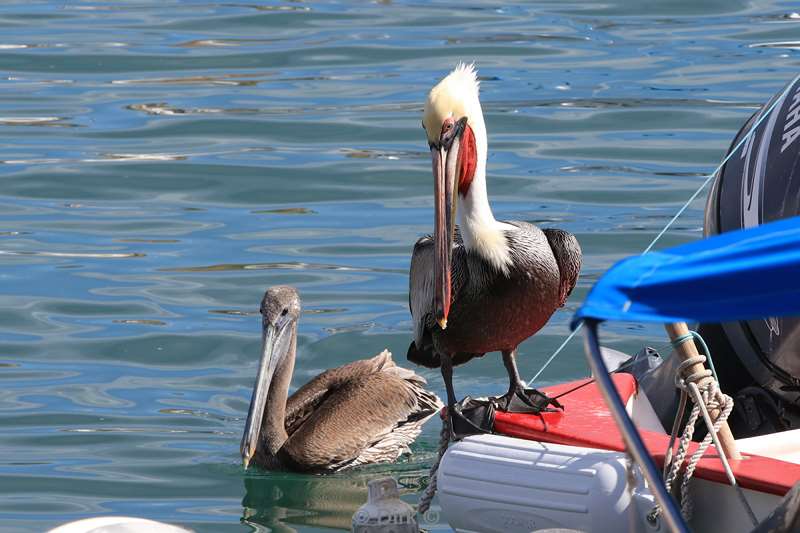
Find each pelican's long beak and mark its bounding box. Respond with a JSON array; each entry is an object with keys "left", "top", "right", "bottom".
[
  {"left": 432, "top": 117, "right": 467, "bottom": 330},
  {"left": 240, "top": 319, "right": 288, "bottom": 469}
]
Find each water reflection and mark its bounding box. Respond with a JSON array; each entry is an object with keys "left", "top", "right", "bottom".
[{"left": 241, "top": 469, "right": 427, "bottom": 532}]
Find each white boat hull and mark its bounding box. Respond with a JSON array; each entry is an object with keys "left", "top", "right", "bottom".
[
  {"left": 437, "top": 434, "right": 783, "bottom": 533},
  {"left": 438, "top": 434, "right": 656, "bottom": 533}
]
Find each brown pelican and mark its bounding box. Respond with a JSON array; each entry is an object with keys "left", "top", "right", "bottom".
[
  {"left": 241, "top": 285, "right": 443, "bottom": 473},
  {"left": 408, "top": 64, "right": 582, "bottom": 423}
]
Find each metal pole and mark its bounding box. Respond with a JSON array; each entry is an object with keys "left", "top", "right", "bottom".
[{"left": 583, "top": 319, "right": 688, "bottom": 533}]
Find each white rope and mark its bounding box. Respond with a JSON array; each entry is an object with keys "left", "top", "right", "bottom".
[
  {"left": 659, "top": 355, "right": 758, "bottom": 526},
  {"left": 528, "top": 72, "right": 800, "bottom": 387},
  {"left": 417, "top": 415, "right": 450, "bottom": 517}
]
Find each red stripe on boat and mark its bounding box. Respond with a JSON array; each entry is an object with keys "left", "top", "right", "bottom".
[{"left": 494, "top": 374, "right": 799, "bottom": 496}]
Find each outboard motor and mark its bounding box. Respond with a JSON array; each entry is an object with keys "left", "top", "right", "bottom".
[{"left": 702, "top": 75, "right": 800, "bottom": 436}]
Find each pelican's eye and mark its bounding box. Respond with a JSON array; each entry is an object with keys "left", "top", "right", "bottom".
[
  {"left": 440, "top": 117, "right": 456, "bottom": 137},
  {"left": 281, "top": 308, "right": 288, "bottom": 317}
]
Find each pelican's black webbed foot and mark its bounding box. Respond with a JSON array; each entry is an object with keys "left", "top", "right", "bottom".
[
  {"left": 447, "top": 397, "right": 495, "bottom": 440},
  {"left": 492, "top": 384, "right": 564, "bottom": 414},
  {"left": 495, "top": 349, "right": 564, "bottom": 415}
]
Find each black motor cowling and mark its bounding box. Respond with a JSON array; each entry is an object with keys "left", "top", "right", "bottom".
[{"left": 702, "top": 75, "right": 800, "bottom": 424}]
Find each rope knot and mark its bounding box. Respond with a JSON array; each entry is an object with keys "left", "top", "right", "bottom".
[{"left": 658, "top": 331, "right": 755, "bottom": 525}]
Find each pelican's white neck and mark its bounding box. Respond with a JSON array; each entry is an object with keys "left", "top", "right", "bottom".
[{"left": 457, "top": 116, "right": 513, "bottom": 275}]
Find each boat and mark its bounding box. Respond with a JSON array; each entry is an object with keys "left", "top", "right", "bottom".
[{"left": 431, "top": 75, "right": 800, "bottom": 532}]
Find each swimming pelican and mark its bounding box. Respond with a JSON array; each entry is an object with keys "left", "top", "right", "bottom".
[
  {"left": 241, "top": 286, "right": 443, "bottom": 472},
  {"left": 408, "top": 64, "right": 582, "bottom": 425}
]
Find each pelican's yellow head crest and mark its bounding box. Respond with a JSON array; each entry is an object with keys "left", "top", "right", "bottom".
[{"left": 423, "top": 63, "right": 483, "bottom": 144}]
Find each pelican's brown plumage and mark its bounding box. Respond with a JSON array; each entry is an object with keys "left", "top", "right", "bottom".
[
  {"left": 241, "top": 286, "right": 442, "bottom": 473},
  {"left": 408, "top": 64, "right": 582, "bottom": 424}
]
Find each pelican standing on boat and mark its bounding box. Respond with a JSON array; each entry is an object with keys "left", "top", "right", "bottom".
[
  {"left": 408, "top": 64, "right": 582, "bottom": 424},
  {"left": 241, "top": 286, "right": 443, "bottom": 472}
]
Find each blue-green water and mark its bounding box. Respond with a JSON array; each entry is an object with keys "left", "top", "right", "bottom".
[{"left": 0, "top": 1, "right": 798, "bottom": 531}]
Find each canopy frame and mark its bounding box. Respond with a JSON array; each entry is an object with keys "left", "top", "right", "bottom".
[{"left": 583, "top": 319, "right": 689, "bottom": 533}]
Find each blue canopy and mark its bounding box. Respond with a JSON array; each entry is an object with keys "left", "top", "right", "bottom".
[{"left": 573, "top": 215, "right": 800, "bottom": 327}]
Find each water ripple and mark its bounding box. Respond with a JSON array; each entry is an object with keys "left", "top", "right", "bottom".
[
  {"left": 0, "top": 0, "right": 797, "bottom": 531},
  {"left": 0, "top": 250, "right": 144, "bottom": 259}
]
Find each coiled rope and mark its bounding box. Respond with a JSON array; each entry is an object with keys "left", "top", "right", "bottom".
[{"left": 655, "top": 331, "right": 758, "bottom": 526}]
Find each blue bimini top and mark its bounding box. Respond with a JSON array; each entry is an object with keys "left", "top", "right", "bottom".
[{"left": 572, "top": 215, "right": 800, "bottom": 327}]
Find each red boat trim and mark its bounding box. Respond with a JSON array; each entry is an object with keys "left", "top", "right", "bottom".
[{"left": 494, "top": 374, "right": 799, "bottom": 496}]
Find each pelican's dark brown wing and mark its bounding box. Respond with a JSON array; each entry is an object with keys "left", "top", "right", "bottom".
[
  {"left": 407, "top": 230, "right": 480, "bottom": 368},
  {"left": 280, "top": 362, "right": 441, "bottom": 473},
  {"left": 284, "top": 350, "right": 395, "bottom": 436},
  {"left": 542, "top": 228, "right": 582, "bottom": 307},
  {"left": 409, "top": 235, "right": 435, "bottom": 354}
]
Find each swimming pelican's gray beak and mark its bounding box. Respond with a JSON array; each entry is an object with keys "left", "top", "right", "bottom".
[
  {"left": 432, "top": 116, "right": 467, "bottom": 330},
  {"left": 240, "top": 319, "right": 289, "bottom": 469}
]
